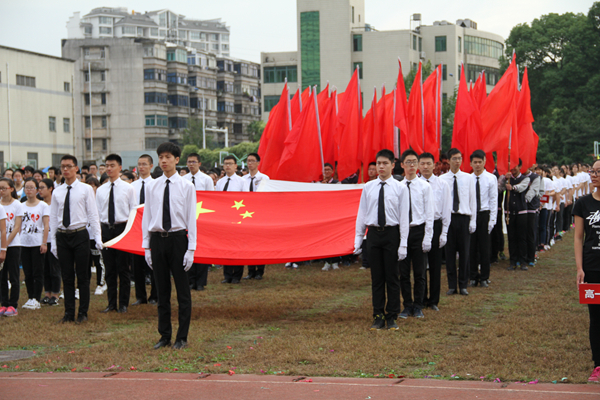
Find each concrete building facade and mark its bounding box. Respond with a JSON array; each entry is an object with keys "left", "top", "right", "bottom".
[{"left": 0, "top": 46, "right": 75, "bottom": 169}]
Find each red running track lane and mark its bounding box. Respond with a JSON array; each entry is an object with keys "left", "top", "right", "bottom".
[{"left": 1, "top": 372, "right": 599, "bottom": 400}]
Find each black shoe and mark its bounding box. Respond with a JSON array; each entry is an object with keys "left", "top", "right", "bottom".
[
  {"left": 101, "top": 306, "right": 117, "bottom": 313},
  {"left": 507, "top": 265, "right": 516, "bottom": 271},
  {"left": 231, "top": 279, "right": 241, "bottom": 284},
  {"left": 459, "top": 288, "right": 469, "bottom": 296},
  {"left": 58, "top": 316, "right": 74, "bottom": 324},
  {"left": 468, "top": 280, "right": 478, "bottom": 287},
  {"left": 172, "top": 340, "right": 188, "bottom": 350},
  {"left": 254, "top": 275, "right": 263, "bottom": 280},
  {"left": 76, "top": 315, "right": 88, "bottom": 324},
  {"left": 197, "top": 286, "right": 205, "bottom": 291},
  {"left": 446, "top": 289, "right": 457, "bottom": 295},
  {"left": 399, "top": 308, "right": 411, "bottom": 319},
  {"left": 490, "top": 258, "right": 499, "bottom": 264},
  {"left": 480, "top": 280, "right": 489, "bottom": 288},
  {"left": 242, "top": 275, "right": 254, "bottom": 280},
  {"left": 189, "top": 284, "right": 196, "bottom": 290},
  {"left": 145, "top": 276, "right": 152, "bottom": 285},
  {"left": 148, "top": 299, "right": 157, "bottom": 305},
  {"left": 153, "top": 339, "right": 171, "bottom": 350},
  {"left": 221, "top": 279, "right": 231, "bottom": 284},
  {"left": 41, "top": 296, "right": 51, "bottom": 305},
  {"left": 132, "top": 299, "right": 147, "bottom": 306},
  {"left": 429, "top": 305, "right": 440, "bottom": 311},
  {"left": 48, "top": 297, "right": 59, "bottom": 306},
  {"left": 386, "top": 318, "right": 399, "bottom": 330},
  {"left": 117, "top": 306, "right": 128, "bottom": 313},
  {"left": 413, "top": 309, "right": 424, "bottom": 318},
  {"left": 370, "top": 315, "right": 385, "bottom": 330},
  {"left": 520, "top": 265, "right": 529, "bottom": 271}
]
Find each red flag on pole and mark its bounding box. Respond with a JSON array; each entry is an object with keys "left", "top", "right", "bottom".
[
  {"left": 258, "top": 83, "right": 292, "bottom": 179},
  {"left": 517, "top": 67, "right": 538, "bottom": 172},
  {"left": 394, "top": 59, "right": 409, "bottom": 155},
  {"left": 406, "top": 61, "right": 425, "bottom": 154},
  {"left": 362, "top": 88, "right": 379, "bottom": 181},
  {"left": 336, "top": 68, "right": 363, "bottom": 181},
  {"left": 320, "top": 90, "right": 337, "bottom": 165},
  {"left": 423, "top": 64, "right": 442, "bottom": 161}
]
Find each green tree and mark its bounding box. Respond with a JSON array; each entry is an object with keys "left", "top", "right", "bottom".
[
  {"left": 247, "top": 120, "right": 266, "bottom": 142},
  {"left": 181, "top": 118, "right": 218, "bottom": 150}
]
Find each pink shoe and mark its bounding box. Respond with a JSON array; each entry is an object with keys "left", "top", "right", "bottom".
[
  {"left": 4, "top": 306, "right": 18, "bottom": 317},
  {"left": 0, "top": 306, "right": 6, "bottom": 316},
  {"left": 589, "top": 366, "right": 600, "bottom": 382}
]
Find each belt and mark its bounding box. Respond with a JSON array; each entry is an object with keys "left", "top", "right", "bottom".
[
  {"left": 57, "top": 226, "right": 87, "bottom": 234},
  {"left": 151, "top": 230, "right": 187, "bottom": 238},
  {"left": 102, "top": 222, "right": 126, "bottom": 229},
  {"left": 368, "top": 225, "right": 398, "bottom": 232}
]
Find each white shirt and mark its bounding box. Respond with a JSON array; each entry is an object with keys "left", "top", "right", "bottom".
[
  {"left": 49, "top": 179, "right": 102, "bottom": 247},
  {"left": 355, "top": 176, "right": 410, "bottom": 249},
  {"left": 542, "top": 177, "right": 555, "bottom": 211},
  {"left": 141, "top": 172, "right": 197, "bottom": 251},
  {"left": 0, "top": 205, "right": 6, "bottom": 221},
  {"left": 243, "top": 171, "right": 270, "bottom": 192},
  {"left": 554, "top": 176, "right": 566, "bottom": 204},
  {"left": 472, "top": 170, "right": 498, "bottom": 228},
  {"left": 401, "top": 176, "right": 434, "bottom": 245},
  {"left": 215, "top": 174, "right": 245, "bottom": 192},
  {"left": 183, "top": 170, "right": 214, "bottom": 191},
  {"left": 131, "top": 176, "right": 154, "bottom": 205},
  {"left": 420, "top": 174, "right": 451, "bottom": 237},
  {"left": 96, "top": 178, "right": 137, "bottom": 225},
  {"left": 21, "top": 201, "right": 50, "bottom": 247},
  {"left": 3, "top": 200, "right": 24, "bottom": 247},
  {"left": 440, "top": 170, "right": 477, "bottom": 231}
]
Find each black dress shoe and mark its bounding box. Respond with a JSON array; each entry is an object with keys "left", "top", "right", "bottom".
[
  {"left": 231, "top": 279, "right": 241, "bottom": 284},
  {"left": 221, "top": 279, "right": 231, "bottom": 284},
  {"left": 468, "top": 280, "right": 478, "bottom": 287},
  {"left": 446, "top": 289, "right": 457, "bottom": 295},
  {"left": 132, "top": 299, "right": 147, "bottom": 306},
  {"left": 58, "top": 316, "right": 74, "bottom": 324},
  {"left": 480, "top": 280, "right": 489, "bottom": 288},
  {"left": 429, "top": 305, "right": 440, "bottom": 311},
  {"left": 148, "top": 299, "right": 157, "bottom": 305},
  {"left": 172, "top": 340, "right": 188, "bottom": 350},
  {"left": 242, "top": 275, "right": 254, "bottom": 280},
  {"left": 101, "top": 306, "right": 117, "bottom": 313},
  {"left": 76, "top": 315, "right": 88, "bottom": 324},
  {"left": 459, "top": 288, "right": 469, "bottom": 296},
  {"left": 117, "top": 306, "right": 128, "bottom": 313},
  {"left": 254, "top": 275, "right": 263, "bottom": 280},
  {"left": 153, "top": 339, "right": 171, "bottom": 350}
]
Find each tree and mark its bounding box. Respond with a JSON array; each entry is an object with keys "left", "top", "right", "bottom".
[
  {"left": 181, "top": 118, "right": 218, "bottom": 150},
  {"left": 247, "top": 120, "right": 266, "bottom": 142}
]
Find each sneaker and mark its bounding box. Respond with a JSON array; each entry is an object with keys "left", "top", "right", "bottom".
[
  {"left": 30, "top": 299, "right": 41, "bottom": 310},
  {"left": 359, "top": 266, "right": 367, "bottom": 270},
  {"left": 22, "top": 299, "right": 34, "bottom": 309},
  {"left": 520, "top": 265, "right": 529, "bottom": 271},
  {"left": 499, "top": 252, "right": 507, "bottom": 261},
  {"left": 41, "top": 296, "right": 50, "bottom": 305},
  {"left": 4, "top": 306, "right": 18, "bottom": 317},
  {"left": 130, "top": 281, "right": 135, "bottom": 287},
  {"left": 413, "top": 309, "right": 424, "bottom": 319},
  {"left": 284, "top": 262, "right": 292, "bottom": 269},
  {"left": 588, "top": 366, "right": 600, "bottom": 382},
  {"left": 91, "top": 266, "right": 97, "bottom": 274},
  {"left": 59, "top": 291, "right": 64, "bottom": 299},
  {"left": 48, "top": 297, "right": 59, "bottom": 306},
  {"left": 0, "top": 306, "right": 6, "bottom": 316},
  {"left": 94, "top": 284, "right": 107, "bottom": 295},
  {"left": 386, "top": 318, "right": 399, "bottom": 330},
  {"left": 370, "top": 315, "right": 385, "bottom": 330},
  {"left": 292, "top": 263, "right": 299, "bottom": 269},
  {"left": 399, "top": 308, "right": 411, "bottom": 319},
  {"left": 75, "top": 289, "right": 80, "bottom": 300},
  {"left": 322, "top": 262, "right": 331, "bottom": 271},
  {"left": 332, "top": 263, "right": 340, "bottom": 270}
]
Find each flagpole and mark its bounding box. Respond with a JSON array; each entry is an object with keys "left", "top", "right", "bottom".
[
  {"left": 313, "top": 86, "right": 325, "bottom": 178},
  {"left": 436, "top": 65, "right": 440, "bottom": 158},
  {"left": 393, "top": 87, "right": 399, "bottom": 158},
  {"left": 285, "top": 79, "right": 292, "bottom": 131},
  {"left": 420, "top": 61, "right": 424, "bottom": 151}
]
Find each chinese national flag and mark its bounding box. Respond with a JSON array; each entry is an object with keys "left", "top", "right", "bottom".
[
  {"left": 258, "top": 83, "right": 291, "bottom": 179},
  {"left": 394, "top": 59, "right": 410, "bottom": 154},
  {"left": 406, "top": 61, "right": 424, "bottom": 154},
  {"left": 517, "top": 67, "right": 538, "bottom": 172},
  {"left": 422, "top": 65, "right": 442, "bottom": 161},
  {"left": 336, "top": 69, "right": 363, "bottom": 181},
  {"left": 106, "top": 191, "right": 360, "bottom": 265}
]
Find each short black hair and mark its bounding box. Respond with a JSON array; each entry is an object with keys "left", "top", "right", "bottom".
[
  {"left": 470, "top": 149, "right": 486, "bottom": 162},
  {"left": 40, "top": 178, "right": 54, "bottom": 192},
  {"left": 48, "top": 167, "right": 57, "bottom": 173},
  {"left": 157, "top": 142, "right": 181, "bottom": 159},
  {"left": 81, "top": 165, "right": 89, "bottom": 171},
  {"left": 324, "top": 163, "right": 334, "bottom": 169},
  {"left": 418, "top": 152, "right": 435, "bottom": 162},
  {"left": 60, "top": 154, "right": 78, "bottom": 166},
  {"left": 23, "top": 165, "right": 35, "bottom": 173},
  {"left": 247, "top": 152, "right": 260, "bottom": 162},
  {"left": 33, "top": 170, "right": 44, "bottom": 177},
  {"left": 376, "top": 149, "right": 395, "bottom": 163},
  {"left": 223, "top": 155, "right": 236, "bottom": 163},
  {"left": 121, "top": 171, "right": 135, "bottom": 181},
  {"left": 24, "top": 177, "right": 39, "bottom": 189},
  {"left": 139, "top": 154, "right": 153, "bottom": 164},
  {"left": 401, "top": 149, "right": 419, "bottom": 162},
  {"left": 179, "top": 167, "right": 190, "bottom": 174},
  {"left": 99, "top": 173, "right": 109, "bottom": 185},
  {"left": 86, "top": 176, "right": 100, "bottom": 187},
  {"left": 187, "top": 153, "right": 200, "bottom": 162},
  {"left": 105, "top": 154, "right": 122, "bottom": 166},
  {"left": 368, "top": 162, "right": 376, "bottom": 167},
  {"left": 89, "top": 162, "right": 97, "bottom": 167},
  {"left": 447, "top": 148, "right": 462, "bottom": 159}
]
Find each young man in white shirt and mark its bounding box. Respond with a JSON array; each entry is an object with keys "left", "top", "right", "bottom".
[
  {"left": 242, "top": 152, "right": 270, "bottom": 280},
  {"left": 142, "top": 142, "right": 196, "bottom": 350},
  {"left": 355, "top": 149, "right": 410, "bottom": 330},
  {"left": 468, "top": 150, "right": 498, "bottom": 287},
  {"left": 131, "top": 154, "right": 157, "bottom": 305},
  {"left": 50, "top": 155, "right": 102, "bottom": 324},
  {"left": 183, "top": 153, "right": 213, "bottom": 291},
  {"left": 398, "top": 150, "right": 434, "bottom": 319}
]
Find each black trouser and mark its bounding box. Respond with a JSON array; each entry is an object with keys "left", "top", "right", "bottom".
[
  {"left": 44, "top": 243, "right": 61, "bottom": 294},
  {"left": 586, "top": 270, "right": 600, "bottom": 368},
  {"left": 555, "top": 203, "right": 565, "bottom": 235},
  {"left": 425, "top": 220, "right": 442, "bottom": 307},
  {"left": 361, "top": 237, "right": 370, "bottom": 268},
  {"left": 507, "top": 213, "right": 527, "bottom": 265},
  {"left": 57, "top": 229, "right": 90, "bottom": 320},
  {"left": 490, "top": 208, "right": 504, "bottom": 260},
  {"left": 525, "top": 212, "right": 537, "bottom": 264},
  {"left": 133, "top": 254, "right": 157, "bottom": 302},
  {"left": 188, "top": 263, "right": 210, "bottom": 288},
  {"left": 101, "top": 223, "right": 130, "bottom": 309},
  {"left": 246, "top": 265, "right": 265, "bottom": 277},
  {"left": 22, "top": 246, "right": 45, "bottom": 301},
  {"left": 445, "top": 214, "right": 471, "bottom": 291},
  {"left": 469, "top": 211, "right": 491, "bottom": 282},
  {"left": 151, "top": 232, "right": 191, "bottom": 342},
  {"left": 547, "top": 210, "right": 556, "bottom": 244},
  {"left": 89, "top": 240, "right": 104, "bottom": 286},
  {"left": 538, "top": 209, "right": 549, "bottom": 246},
  {"left": 399, "top": 224, "right": 426, "bottom": 311},
  {"left": 367, "top": 226, "right": 400, "bottom": 319},
  {"left": 223, "top": 265, "right": 243, "bottom": 282},
  {"left": 563, "top": 203, "right": 573, "bottom": 231},
  {"left": 1, "top": 247, "right": 21, "bottom": 308}
]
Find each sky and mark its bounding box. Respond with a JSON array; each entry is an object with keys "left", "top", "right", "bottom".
[{"left": 0, "top": 0, "right": 594, "bottom": 63}]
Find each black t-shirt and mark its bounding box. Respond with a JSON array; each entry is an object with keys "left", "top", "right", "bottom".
[{"left": 573, "top": 194, "right": 600, "bottom": 272}]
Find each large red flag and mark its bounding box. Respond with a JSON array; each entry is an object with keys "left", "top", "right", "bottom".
[
  {"left": 290, "top": 88, "right": 301, "bottom": 125},
  {"left": 380, "top": 88, "right": 395, "bottom": 155},
  {"left": 257, "top": 83, "right": 291, "bottom": 178},
  {"left": 406, "top": 62, "right": 424, "bottom": 154},
  {"left": 472, "top": 71, "right": 487, "bottom": 111},
  {"left": 394, "top": 59, "right": 409, "bottom": 155},
  {"left": 320, "top": 90, "right": 337, "bottom": 165},
  {"left": 336, "top": 69, "right": 363, "bottom": 181},
  {"left": 423, "top": 65, "right": 442, "bottom": 161},
  {"left": 107, "top": 190, "right": 359, "bottom": 265},
  {"left": 517, "top": 67, "right": 538, "bottom": 172},
  {"left": 277, "top": 88, "right": 323, "bottom": 182},
  {"left": 362, "top": 88, "right": 379, "bottom": 181}
]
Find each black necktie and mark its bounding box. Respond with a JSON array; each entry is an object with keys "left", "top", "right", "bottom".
[
  {"left": 108, "top": 182, "right": 115, "bottom": 225},
  {"left": 63, "top": 185, "right": 72, "bottom": 228},
  {"left": 453, "top": 175, "right": 460, "bottom": 212},
  {"left": 139, "top": 181, "right": 145, "bottom": 205},
  {"left": 407, "top": 181, "right": 413, "bottom": 224},
  {"left": 163, "top": 179, "right": 171, "bottom": 232},
  {"left": 192, "top": 175, "right": 195, "bottom": 187},
  {"left": 378, "top": 181, "right": 386, "bottom": 227},
  {"left": 250, "top": 177, "right": 255, "bottom": 192},
  {"left": 223, "top": 177, "right": 230, "bottom": 192},
  {"left": 476, "top": 176, "right": 481, "bottom": 212}
]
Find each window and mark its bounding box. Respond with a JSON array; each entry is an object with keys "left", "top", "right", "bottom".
[
  {"left": 353, "top": 62, "right": 363, "bottom": 79},
  {"left": 212, "top": 43, "right": 219, "bottom": 50},
  {"left": 458, "top": 36, "right": 462, "bottom": 53},
  {"left": 151, "top": 28, "right": 158, "bottom": 36},
  {"left": 222, "top": 44, "right": 229, "bottom": 51},
  {"left": 234, "top": 104, "right": 242, "bottom": 114},
  {"left": 442, "top": 93, "right": 448, "bottom": 101},
  {"left": 146, "top": 114, "right": 168, "bottom": 127},
  {"left": 353, "top": 34, "right": 362, "bottom": 52},
  {"left": 167, "top": 49, "right": 187, "bottom": 63},
  {"left": 99, "top": 16, "right": 112, "bottom": 24},
  {"left": 167, "top": 73, "right": 187, "bottom": 85},
  {"left": 352, "top": 6, "right": 355, "bottom": 23},
  {"left": 99, "top": 27, "right": 112, "bottom": 35},
  {"left": 84, "top": 72, "right": 89, "bottom": 82},
  {"left": 84, "top": 26, "right": 92, "bottom": 35},
  {"left": 144, "top": 92, "right": 168, "bottom": 104},
  {"left": 145, "top": 115, "right": 156, "bottom": 126},
  {"left": 137, "top": 27, "right": 144, "bottom": 36},
  {"left": 16, "top": 75, "right": 35, "bottom": 87},
  {"left": 179, "top": 30, "right": 187, "bottom": 39},
  {"left": 191, "top": 31, "right": 201, "bottom": 40},
  {"left": 300, "top": 11, "right": 320, "bottom": 91},
  {"left": 413, "top": 35, "right": 417, "bottom": 50},
  {"left": 101, "top": 116, "right": 107, "bottom": 128},
  {"left": 465, "top": 36, "right": 504, "bottom": 59},
  {"left": 211, "top": 34, "right": 218, "bottom": 41},
  {"left": 264, "top": 95, "right": 280, "bottom": 112},
  {"left": 102, "top": 139, "right": 107, "bottom": 151},
  {"left": 122, "top": 26, "right": 136, "bottom": 35},
  {"left": 100, "top": 48, "right": 105, "bottom": 58},
  {"left": 159, "top": 13, "right": 166, "bottom": 27},
  {"left": 101, "top": 71, "right": 105, "bottom": 81},
  {"left": 84, "top": 48, "right": 90, "bottom": 57},
  {"left": 263, "top": 66, "right": 297, "bottom": 83},
  {"left": 101, "top": 93, "right": 106, "bottom": 104},
  {"left": 84, "top": 93, "right": 90, "bottom": 105},
  {"left": 168, "top": 117, "right": 188, "bottom": 129},
  {"left": 418, "top": 37, "right": 422, "bottom": 52},
  {"left": 435, "top": 36, "right": 447, "bottom": 52},
  {"left": 466, "top": 64, "right": 501, "bottom": 86},
  {"left": 49, "top": 117, "right": 56, "bottom": 132},
  {"left": 64, "top": 82, "right": 70, "bottom": 92},
  {"left": 442, "top": 64, "right": 447, "bottom": 81},
  {"left": 222, "top": 34, "right": 229, "bottom": 42},
  {"left": 63, "top": 118, "right": 70, "bottom": 133},
  {"left": 168, "top": 95, "right": 189, "bottom": 107},
  {"left": 144, "top": 69, "right": 154, "bottom": 80},
  {"left": 217, "top": 102, "right": 234, "bottom": 113},
  {"left": 160, "top": 30, "right": 166, "bottom": 38},
  {"left": 85, "top": 117, "right": 90, "bottom": 128},
  {"left": 27, "top": 153, "right": 38, "bottom": 169}
]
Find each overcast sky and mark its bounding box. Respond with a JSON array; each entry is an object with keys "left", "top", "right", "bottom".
[{"left": 0, "top": 0, "right": 593, "bottom": 62}]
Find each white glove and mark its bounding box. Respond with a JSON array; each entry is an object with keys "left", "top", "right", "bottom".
[
  {"left": 439, "top": 234, "right": 447, "bottom": 248},
  {"left": 422, "top": 240, "right": 432, "bottom": 253},
  {"left": 398, "top": 246, "right": 407, "bottom": 261},
  {"left": 95, "top": 241, "right": 104, "bottom": 251},
  {"left": 488, "top": 222, "right": 495, "bottom": 234},
  {"left": 183, "top": 250, "right": 195, "bottom": 272},
  {"left": 353, "top": 245, "right": 363, "bottom": 255},
  {"left": 51, "top": 244, "right": 58, "bottom": 259},
  {"left": 469, "top": 224, "right": 476, "bottom": 234},
  {"left": 145, "top": 249, "right": 153, "bottom": 270}
]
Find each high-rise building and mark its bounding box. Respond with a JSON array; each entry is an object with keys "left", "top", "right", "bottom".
[{"left": 261, "top": 0, "right": 504, "bottom": 120}]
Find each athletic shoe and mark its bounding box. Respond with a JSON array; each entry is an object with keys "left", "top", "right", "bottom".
[
  {"left": 292, "top": 263, "right": 299, "bottom": 269},
  {"left": 59, "top": 291, "right": 64, "bottom": 299},
  {"left": 284, "top": 262, "right": 292, "bottom": 269},
  {"left": 386, "top": 318, "right": 399, "bottom": 330},
  {"left": 30, "top": 299, "right": 41, "bottom": 310},
  {"left": 94, "top": 284, "right": 107, "bottom": 295},
  {"left": 4, "top": 306, "right": 18, "bottom": 317},
  {"left": 91, "top": 266, "right": 97, "bottom": 274},
  {"left": 75, "top": 289, "right": 79, "bottom": 300},
  {"left": 359, "top": 266, "right": 367, "bottom": 270},
  {"left": 589, "top": 366, "right": 600, "bottom": 382},
  {"left": 48, "top": 297, "right": 59, "bottom": 306},
  {"left": 499, "top": 252, "right": 507, "bottom": 261},
  {"left": 41, "top": 296, "right": 50, "bottom": 305},
  {"left": 370, "top": 315, "right": 385, "bottom": 330},
  {"left": 22, "top": 299, "right": 34, "bottom": 309},
  {"left": 332, "top": 263, "right": 340, "bottom": 270},
  {"left": 322, "top": 262, "right": 331, "bottom": 271},
  {"left": 0, "top": 306, "right": 6, "bottom": 316},
  {"left": 7, "top": 281, "right": 10, "bottom": 290}
]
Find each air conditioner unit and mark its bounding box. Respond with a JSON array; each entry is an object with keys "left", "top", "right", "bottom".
[{"left": 420, "top": 51, "right": 426, "bottom": 59}]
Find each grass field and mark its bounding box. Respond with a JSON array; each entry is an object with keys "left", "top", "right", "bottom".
[{"left": 0, "top": 232, "right": 593, "bottom": 383}]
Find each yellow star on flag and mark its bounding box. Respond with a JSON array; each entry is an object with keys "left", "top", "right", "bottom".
[
  {"left": 196, "top": 201, "right": 215, "bottom": 219},
  {"left": 232, "top": 200, "right": 245, "bottom": 210},
  {"left": 240, "top": 211, "right": 254, "bottom": 219}
]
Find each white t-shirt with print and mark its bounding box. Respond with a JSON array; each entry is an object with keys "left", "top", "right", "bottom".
[
  {"left": 21, "top": 201, "right": 50, "bottom": 247},
  {"left": 3, "top": 199, "right": 24, "bottom": 247}
]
